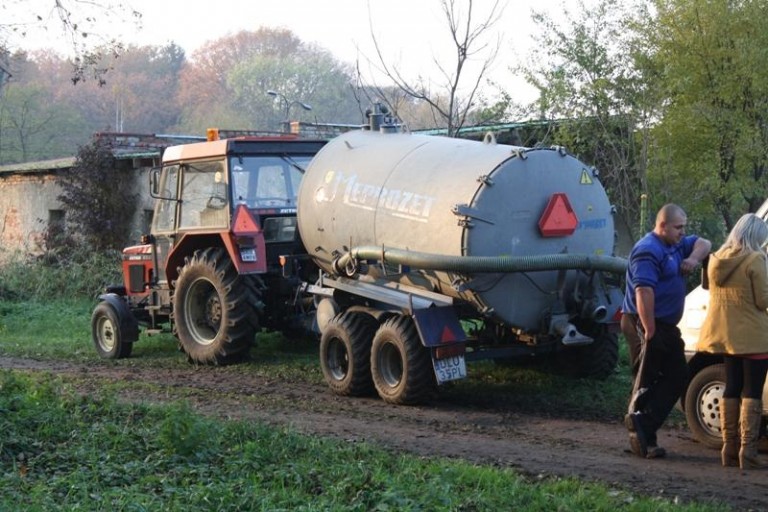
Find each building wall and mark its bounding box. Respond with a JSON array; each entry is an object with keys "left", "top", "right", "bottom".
[
  {"left": 0, "top": 172, "right": 66, "bottom": 258},
  {"left": 0, "top": 166, "right": 156, "bottom": 262},
  {"left": 0, "top": 131, "right": 197, "bottom": 262}
]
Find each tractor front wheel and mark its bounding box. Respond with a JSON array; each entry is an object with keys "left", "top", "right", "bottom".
[
  {"left": 174, "top": 247, "right": 259, "bottom": 364},
  {"left": 92, "top": 301, "right": 133, "bottom": 359}
]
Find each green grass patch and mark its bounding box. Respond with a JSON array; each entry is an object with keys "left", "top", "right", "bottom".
[
  {"left": 1, "top": 299, "right": 95, "bottom": 360},
  {"left": 0, "top": 372, "right": 724, "bottom": 511},
  {"left": 0, "top": 248, "right": 122, "bottom": 302}
]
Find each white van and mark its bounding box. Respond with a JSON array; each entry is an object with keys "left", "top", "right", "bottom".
[{"left": 678, "top": 201, "right": 768, "bottom": 448}]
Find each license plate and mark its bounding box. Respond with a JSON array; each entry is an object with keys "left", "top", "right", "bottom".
[
  {"left": 240, "top": 248, "right": 257, "bottom": 262},
  {"left": 432, "top": 355, "right": 467, "bottom": 384}
]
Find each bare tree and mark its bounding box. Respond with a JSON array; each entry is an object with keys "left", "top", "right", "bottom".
[
  {"left": 0, "top": 0, "right": 142, "bottom": 85},
  {"left": 363, "top": 0, "right": 503, "bottom": 136}
]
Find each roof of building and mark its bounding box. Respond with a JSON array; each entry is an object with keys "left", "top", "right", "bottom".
[
  {"left": 0, "top": 157, "right": 77, "bottom": 175},
  {"left": 413, "top": 119, "right": 551, "bottom": 136},
  {"left": 0, "top": 120, "right": 556, "bottom": 176},
  {"left": 0, "top": 132, "right": 202, "bottom": 176}
]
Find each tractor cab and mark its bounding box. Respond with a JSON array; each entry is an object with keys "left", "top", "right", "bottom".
[{"left": 93, "top": 129, "right": 327, "bottom": 363}]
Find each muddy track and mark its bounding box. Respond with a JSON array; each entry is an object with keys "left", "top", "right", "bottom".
[{"left": 2, "top": 355, "right": 765, "bottom": 511}]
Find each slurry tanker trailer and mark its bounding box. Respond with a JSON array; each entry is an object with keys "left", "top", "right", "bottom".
[{"left": 298, "top": 107, "right": 628, "bottom": 404}]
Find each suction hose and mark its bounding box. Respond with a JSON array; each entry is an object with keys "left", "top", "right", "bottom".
[{"left": 332, "top": 246, "right": 627, "bottom": 277}]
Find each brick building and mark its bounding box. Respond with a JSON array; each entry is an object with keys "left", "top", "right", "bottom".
[{"left": 0, "top": 132, "right": 202, "bottom": 261}]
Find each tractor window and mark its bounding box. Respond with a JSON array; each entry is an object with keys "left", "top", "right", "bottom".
[
  {"left": 288, "top": 165, "right": 304, "bottom": 198},
  {"left": 153, "top": 165, "right": 179, "bottom": 232},
  {"left": 256, "top": 165, "right": 287, "bottom": 204},
  {"left": 179, "top": 161, "right": 228, "bottom": 229},
  {"left": 231, "top": 155, "right": 312, "bottom": 208}
]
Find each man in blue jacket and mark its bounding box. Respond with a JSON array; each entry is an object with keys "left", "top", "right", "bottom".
[{"left": 622, "top": 203, "right": 711, "bottom": 458}]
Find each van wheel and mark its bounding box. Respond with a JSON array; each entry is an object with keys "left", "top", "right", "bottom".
[{"left": 685, "top": 363, "right": 726, "bottom": 449}]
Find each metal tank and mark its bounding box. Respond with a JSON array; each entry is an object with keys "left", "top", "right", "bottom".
[{"left": 297, "top": 125, "right": 624, "bottom": 332}]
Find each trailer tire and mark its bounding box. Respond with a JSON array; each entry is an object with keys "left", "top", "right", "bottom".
[
  {"left": 92, "top": 301, "right": 133, "bottom": 359},
  {"left": 320, "top": 311, "right": 378, "bottom": 396},
  {"left": 684, "top": 363, "right": 726, "bottom": 449},
  {"left": 371, "top": 315, "right": 434, "bottom": 405},
  {"left": 557, "top": 323, "right": 618, "bottom": 380},
  {"left": 174, "top": 247, "right": 258, "bottom": 364}
]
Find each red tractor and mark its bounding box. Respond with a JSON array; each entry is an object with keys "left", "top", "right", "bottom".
[{"left": 91, "top": 130, "right": 327, "bottom": 363}]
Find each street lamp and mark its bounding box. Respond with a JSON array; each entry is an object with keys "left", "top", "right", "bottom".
[{"left": 266, "top": 90, "right": 312, "bottom": 122}]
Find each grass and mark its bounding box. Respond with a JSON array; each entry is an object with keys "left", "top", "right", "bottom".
[
  {"left": 0, "top": 247, "right": 123, "bottom": 302},
  {"left": 1, "top": 299, "right": 99, "bottom": 360},
  {"left": 0, "top": 371, "right": 724, "bottom": 511}
]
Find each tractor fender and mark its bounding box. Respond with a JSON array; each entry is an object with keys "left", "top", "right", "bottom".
[
  {"left": 165, "top": 232, "right": 267, "bottom": 286},
  {"left": 97, "top": 293, "right": 140, "bottom": 342}
]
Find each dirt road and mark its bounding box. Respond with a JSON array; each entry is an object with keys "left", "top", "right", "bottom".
[{"left": 2, "top": 355, "right": 765, "bottom": 511}]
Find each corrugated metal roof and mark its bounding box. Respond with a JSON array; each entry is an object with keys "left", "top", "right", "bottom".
[
  {"left": 0, "top": 133, "right": 171, "bottom": 175},
  {"left": 0, "top": 148, "right": 164, "bottom": 175},
  {"left": 0, "top": 157, "right": 77, "bottom": 175},
  {"left": 414, "top": 120, "right": 551, "bottom": 136}
]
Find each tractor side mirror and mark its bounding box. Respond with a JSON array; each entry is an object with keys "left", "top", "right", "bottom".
[
  {"left": 149, "top": 167, "right": 161, "bottom": 197},
  {"left": 149, "top": 167, "right": 178, "bottom": 200}
]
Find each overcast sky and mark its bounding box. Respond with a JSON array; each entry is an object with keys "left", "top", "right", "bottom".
[{"left": 9, "top": 0, "right": 584, "bottom": 103}]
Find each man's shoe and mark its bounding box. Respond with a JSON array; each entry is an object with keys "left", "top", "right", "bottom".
[
  {"left": 645, "top": 445, "right": 666, "bottom": 459},
  {"left": 625, "top": 412, "right": 648, "bottom": 457}
]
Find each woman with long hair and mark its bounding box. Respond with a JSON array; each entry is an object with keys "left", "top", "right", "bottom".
[{"left": 697, "top": 213, "right": 768, "bottom": 469}]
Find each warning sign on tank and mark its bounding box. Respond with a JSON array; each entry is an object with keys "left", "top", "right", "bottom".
[{"left": 580, "top": 169, "right": 593, "bottom": 185}]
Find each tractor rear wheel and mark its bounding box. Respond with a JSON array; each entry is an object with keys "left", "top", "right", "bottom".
[
  {"left": 370, "top": 315, "right": 434, "bottom": 405},
  {"left": 92, "top": 301, "right": 133, "bottom": 359},
  {"left": 320, "top": 311, "right": 378, "bottom": 396},
  {"left": 173, "top": 247, "right": 260, "bottom": 364}
]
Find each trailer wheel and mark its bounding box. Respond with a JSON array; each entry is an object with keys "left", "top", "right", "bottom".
[
  {"left": 92, "top": 301, "right": 133, "bottom": 359},
  {"left": 370, "top": 315, "right": 434, "bottom": 405},
  {"left": 684, "top": 363, "right": 726, "bottom": 449},
  {"left": 557, "top": 322, "right": 618, "bottom": 380},
  {"left": 174, "top": 247, "right": 258, "bottom": 364},
  {"left": 320, "top": 311, "right": 378, "bottom": 396}
]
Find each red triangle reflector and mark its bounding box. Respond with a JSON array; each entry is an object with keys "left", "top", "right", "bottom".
[
  {"left": 441, "top": 325, "right": 458, "bottom": 343},
  {"left": 538, "top": 193, "right": 578, "bottom": 237},
  {"left": 232, "top": 204, "right": 262, "bottom": 235}
]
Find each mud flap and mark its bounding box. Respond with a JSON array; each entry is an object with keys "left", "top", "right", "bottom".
[
  {"left": 412, "top": 306, "right": 468, "bottom": 384},
  {"left": 412, "top": 306, "right": 466, "bottom": 347}
]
